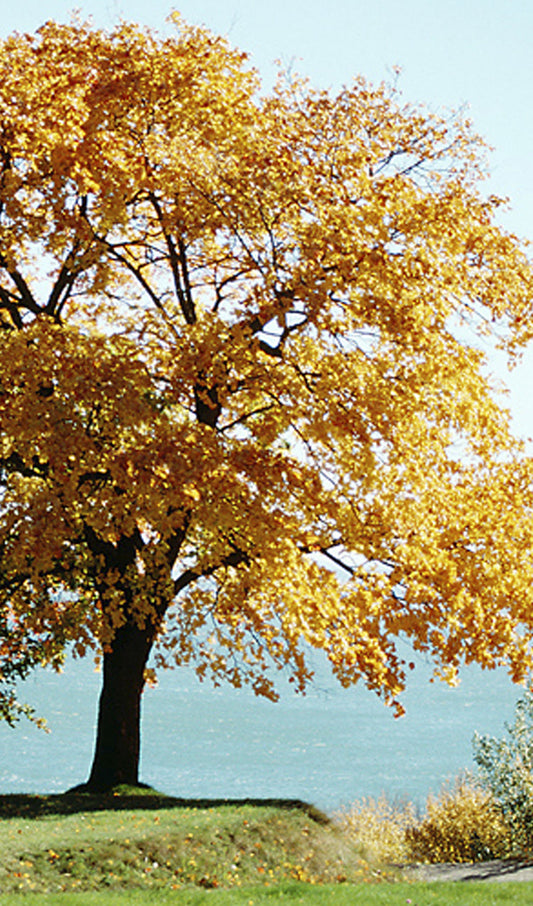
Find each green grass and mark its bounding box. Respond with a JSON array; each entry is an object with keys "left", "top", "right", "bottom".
[
  {"left": 0, "top": 789, "right": 385, "bottom": 895},
  {"left": 2, "top": 882, "right": 533, "bottom": 904},
  {"left": 1, "top": 788, "right": 533, "bottom": 905}
]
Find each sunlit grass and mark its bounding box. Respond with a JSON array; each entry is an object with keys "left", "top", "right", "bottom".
[
  {"left": 1, "top": 880, "right": 533, "bottom": 904},
  {"left": 0, "top": 790, "right": 387, "bottom": 894},
  {"left": 1, "top": 783, "right": 531, "bottom": 904}
]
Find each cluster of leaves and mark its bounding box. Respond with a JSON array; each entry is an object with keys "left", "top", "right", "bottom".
[
  {"left": 0, "top": 610, "right": 54, "bottom": 726},
  {"left": 473, "top": 692, "right": 533, "bottom": 852},
  {"left": 0, "top": 13, "right": 533, "bottom": 720}
]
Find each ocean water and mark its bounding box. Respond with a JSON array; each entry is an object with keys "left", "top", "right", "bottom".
[{"left": 0, "top": 651, "right": 522, "bottom": 813}]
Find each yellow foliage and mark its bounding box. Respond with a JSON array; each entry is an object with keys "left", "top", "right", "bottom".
[
  {"left": 406, "top": 779, "right": 512, "bottom": 863},
  {"left": 339, "top": 780, "right": 512, "bottom": 865},
  {"left": 0, "top": 14, "right": 533, "bottom": 726}
]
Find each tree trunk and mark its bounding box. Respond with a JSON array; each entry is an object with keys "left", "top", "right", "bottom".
[{"left": 84, "top": 621, "right": 154, "bottom": 792}]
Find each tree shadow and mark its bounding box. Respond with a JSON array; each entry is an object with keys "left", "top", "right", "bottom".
[{"left": 0, "top": 790, "right": 330, "bottom": 824}]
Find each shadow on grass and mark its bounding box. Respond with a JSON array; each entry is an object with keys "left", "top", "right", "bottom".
[{"left": 0, "top": 789, "right": 329, "bottom": 824}]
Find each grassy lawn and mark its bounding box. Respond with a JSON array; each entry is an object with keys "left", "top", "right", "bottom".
[
  {"left": 1, "top": 882, "right": 533, "bottom": 904},
  {"left": 1, "top": 789, "right": 532, "bottom": 904},
  {"left": 0, "top": 790, "right": 384, "bottom": 894}
]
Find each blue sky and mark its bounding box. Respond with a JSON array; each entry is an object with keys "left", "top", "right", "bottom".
[{"left": 3, "top": 0, "right": 533, "bottom": 436}]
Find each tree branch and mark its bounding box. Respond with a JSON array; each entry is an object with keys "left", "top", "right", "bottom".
[
  {"left": 148, "top": 193, "right": 196, "bottom": 324},
  {"left": 219, "top": 403, "right": 275, "bottom": 433},
  {"left": 0, "top": 284, "right": 23, "bottom": 328},
  {"left": 4, "top": 264, "right": 42, "bottom": 315},
  {"left": 44, "top": 255, "right": 80, "bottom": 319},
  {"left": 173, "top": 548, "right": 250, "bottom": 596}
]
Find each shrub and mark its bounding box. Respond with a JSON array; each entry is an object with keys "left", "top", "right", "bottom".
[
  {"left": 337, "top": 795, "right": 416, "bottom": 863},
  {"left": 473, "top": 691, "right": 533, "bottom": 852},
  {"left": 405, "top": 778, "right": 511, "bottom": 863}
]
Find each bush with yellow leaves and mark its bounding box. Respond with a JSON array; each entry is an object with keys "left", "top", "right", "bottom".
[
  {"left": 339, "top": 778, "right": 512, "bottom": 865},
  {"left": 405, "top": 778, "right": 511, "bottom": 863}
]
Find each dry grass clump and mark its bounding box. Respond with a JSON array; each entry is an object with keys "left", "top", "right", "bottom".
[
  {"left": 339, "top": 778, "right": 513, "bottom": 865},
  {"left": 337, "top": 795, "right": 416, "bottom": 863}
]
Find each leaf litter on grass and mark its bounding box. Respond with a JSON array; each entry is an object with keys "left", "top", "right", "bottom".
[{"left": 0, "top": 796, "right": 390, "bottom": 894}]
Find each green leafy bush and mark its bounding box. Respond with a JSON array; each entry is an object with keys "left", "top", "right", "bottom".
[{"left": 473, "top": 691, "right": 533, "bottom": 852}]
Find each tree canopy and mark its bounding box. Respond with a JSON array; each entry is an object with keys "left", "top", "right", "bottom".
[{"left": 1, "top": 15, "right": 533, "bottom": 788}]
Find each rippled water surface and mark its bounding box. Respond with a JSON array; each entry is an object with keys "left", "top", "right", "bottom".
[{"left": 0, "top": 652, "right": 521, "bottom": 812}]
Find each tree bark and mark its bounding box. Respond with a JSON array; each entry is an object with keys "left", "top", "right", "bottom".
[{"left": 84, "top": 620, "right": 154, "bottom": 792}]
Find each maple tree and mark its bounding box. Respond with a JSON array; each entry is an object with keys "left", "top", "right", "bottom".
[{"left": 1, "top": 15, "right": 533, "bottom": 791}]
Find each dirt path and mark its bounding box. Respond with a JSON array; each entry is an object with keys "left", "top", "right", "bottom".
[{"left": 405, "top": 859, "right": 533, "bottom": 883}]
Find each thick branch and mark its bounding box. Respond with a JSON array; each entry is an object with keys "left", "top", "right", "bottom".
[
  {"left": 148, "top": 193, "right": 196, "bottom": 324},
  {"left": 0, "top": 451, "right": 49, "bottom": 481},
  {"left": 177, "top": 236, "right": 195, "bottom": 320},
  {"left": 77, "top": 202, "right": 181, "bottom": 333},
  {"left": 106, "top": 244, "right": 177, "bottom": 319},
  {"left": 194, "top": 381, "right": 221, "bottom": 427},
  {"left": 4, "top": 264, "right": 42, "bottom": 315},
  {"left": 163, "top": 510, "right": 192, "bottom": 569},
  {"left": 320, "top": 548, "right": 356, "bottom": 576},
  {"left": 44, "top": 255, "right": 81, "bottom": 319},
  {"left": 0, "top": 284, "right": 23, "bottom": 328},
  {"left": 83, "top": 523, "right": 145, "bottom": 572}
]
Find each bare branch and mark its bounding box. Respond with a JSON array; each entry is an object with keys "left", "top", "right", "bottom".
[
  {"left": 45, "top": 260, "right": 79, "bottom": 319},
  {"left": 219, "top": 403, "right": 275, "bottom": 433},
  {"left": 174, "top": 547, "right": 250, "bottom": 596},
  {"left": 319, "top": 548, "right": 355, "bottom": 575},
  {"left": 0, "top": 257, "right": 41, "bottom": 317},
  {"left": 148, "top": 193, "right": 196, "bottom": 324}
]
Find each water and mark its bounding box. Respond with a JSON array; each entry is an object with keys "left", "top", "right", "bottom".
[{"left": 0, "top": 652, "right": 521, "bottom": 813}]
